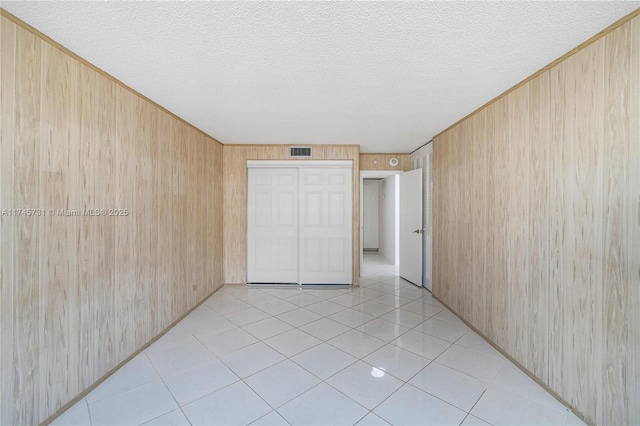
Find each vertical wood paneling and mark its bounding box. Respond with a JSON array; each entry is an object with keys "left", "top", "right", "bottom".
[
  {"left": 506, "top": 83, "right": 530, "bottom": 367},
  {"left": 40, "top": 40, "right": 80, "bottom": 416},
  {"left": 222, "top": 145, "right": 246, "bottom": 284},
  {"left": 469, "top": 109, "right": 486, "bottom": 329},
  {"left": 115, "top": 85, "right": 137, "bottom": 361},
  {"left": 433, "top": 15, "right": 639, "bottom": 425},
  {"left": 156, "top": 112, "right": 174, "bottom": 330},
  {"left": 1, "top": 14, "right": 225, "bottom": 424},
  {"left": 492, "top": 97, "right": 509, "bottom": 350},
  {"left": 481, "top": 103, "right": 495, "bottom": 337},
  {"left": 432, "top": 136, "right": 443, "bottom": 299},
  {"left": 601, "top": 23, "right": 631, "bottom": 425},
  {"left": 11, "top": 24, "right": 42, "bottom": 424},
  {"left": 627, "top": 15, "right": 640, "bottom": 426},
  {"left": 202, "top": 135, "right": 212, "bottom": 299},
  {"left": 223, "top": 145, "right": 360, "bottom": 285},
  {"left": 527, "top": 70, "right": 550, "bottom": 383},
  {"left": 454, "top": 120, "right": 471, "bottom": 318},
  {"left": 78, "top": 64, "right": 94, "bottom": 389},
  {"left": 567, "top": 40, "right": 605, "bottom": 418},
  {"left": 212, "top": 142, "right": 224, "bottom": 287},
  {"left": 547, "top": 55, "right": 567, "bottom": 397},
  {"left": 141, "top": 102, "right": 155, "bottom": 340},
  {"left": 81, "top": 65, "right": 117, "bottom": 380},
  {"left": 196, "top": 133, "right": 207, "bottom": 301},
  {"left": 443, "top": 129, "right": 454, "bottom": 308},
  {"left": 436, "top": 132, "right": 449, "bottom": 303},
  {"left": 172, "top": 121, "right": 188, "bottom": 316},
  {"left": 183, "top": 125, "right": 194, "bottom": 305},
  {"left": 0, "top": 17, "right": 17, "bottom": 426}
]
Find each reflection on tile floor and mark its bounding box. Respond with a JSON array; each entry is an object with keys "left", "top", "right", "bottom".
[{"left": 53, "top": 254, "right": 583, "bottom": 426}]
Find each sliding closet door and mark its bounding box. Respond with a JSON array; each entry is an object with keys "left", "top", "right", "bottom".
[
  {"left": 299, "top": 168, "right": 353, "bottom": 284},
  {"left": 247, "top": 168, "right": 298, "bottom": 284}
]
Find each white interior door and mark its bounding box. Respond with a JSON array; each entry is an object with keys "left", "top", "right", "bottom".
[
  {"left": 299, "top": 168, "right": 352, "bottom": 284},
  {"left": 399, "top": 169, "right": 423, "bottom": 286},
  {"left": 247, "top": 168, "right": 298, "bottom": 284}
]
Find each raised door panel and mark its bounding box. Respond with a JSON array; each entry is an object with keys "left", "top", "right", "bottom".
[
  {"left": 247, "top": 168, "right": 298, "bottom": 283},
  {"left": 299, "top": 168, "right": 352, "bottom": 284}
]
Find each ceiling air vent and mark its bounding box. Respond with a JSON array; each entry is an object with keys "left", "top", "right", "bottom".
[{"left": 289, "top": 147, "right": 312, "bottom": 158}]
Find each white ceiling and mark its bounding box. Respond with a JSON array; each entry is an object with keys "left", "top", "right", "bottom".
[{"left": 3, "top": 1, "right": 638, "bottom": 153}]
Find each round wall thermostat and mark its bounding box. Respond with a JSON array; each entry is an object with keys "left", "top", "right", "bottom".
[{"left": 389, "top": 157, "right": 399, "bottom": 167}]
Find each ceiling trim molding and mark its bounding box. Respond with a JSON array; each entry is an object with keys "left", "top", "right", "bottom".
[
  {"left": 432, "top": 7, "right": 640, "bottom": 141},
  {"left": 224, "top": 143, "right": 361, "bottom": 148},
  {"left": 359, "top": 152, "right": 408, "bottom": 156},
  {"left": 247, "top": 160, "right": 353, "bottom": 168},
  {"left": 0, "top": 7, "right": 224, "bottom": 147}
]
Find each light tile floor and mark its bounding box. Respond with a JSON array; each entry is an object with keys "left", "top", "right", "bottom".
[{"left": 54, "top": 254, "right": 584, "bottom": 426}]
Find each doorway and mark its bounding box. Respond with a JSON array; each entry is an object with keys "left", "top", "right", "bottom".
[{"left": 359, "top": 171, "right": 400, "bottom": 280}]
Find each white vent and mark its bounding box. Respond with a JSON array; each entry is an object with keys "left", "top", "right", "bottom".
[{"left": 289, "top": 147, "right": 312, "bottom": 158}]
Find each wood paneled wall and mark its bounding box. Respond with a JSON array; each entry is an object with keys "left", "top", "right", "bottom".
[
  {"left": 223, "top": 145, "right": 360, "bottom": 284},
  {"left": 432, "top": 15, "right": 639, "bottom": 426},
  {"left": 359, "top": 153, "right": 410, "bottom": 171},
  {"left": 0, "top": 15, "right": 224, "bottom": 425}
]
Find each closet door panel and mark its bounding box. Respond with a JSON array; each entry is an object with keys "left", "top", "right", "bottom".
[
  {"left": 247, "top": 168, "right": 298, "bottom": 283},
  {"left": 328, "top": 237, "right": 347, "bottom": 272},
  {"left": 299, "top": 168, "right": 352, "bottom": 284}
]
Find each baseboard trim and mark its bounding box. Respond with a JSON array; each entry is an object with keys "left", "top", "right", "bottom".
[
  {"left": 432, "top": 295, "right": 591, "bottom": 426},
  {"left": 41, "top": 283, "right": 225, "bottom": 426}
]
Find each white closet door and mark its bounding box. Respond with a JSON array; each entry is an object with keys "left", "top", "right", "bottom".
[
  {"left": 247, "top": 168, "right": 298, "bottom": 284},
  {"left": 299, "top": 168, "right": 352, "bottom": 284}
]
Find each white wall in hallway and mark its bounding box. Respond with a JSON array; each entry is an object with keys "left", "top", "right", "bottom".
[
  {"left": 378, "top": 175, "right": 397, "bottom": 265},
  {"left": 363, "top": 180, "right": 379, "bottom": 249}
]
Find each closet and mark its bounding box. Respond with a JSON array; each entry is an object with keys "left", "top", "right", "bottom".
[{"left": 247, "top": 160, "right": 353, "bottom": 285}]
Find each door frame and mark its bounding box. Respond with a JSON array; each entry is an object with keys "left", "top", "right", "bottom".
[{"left": 359, "top": 170, "right": 402, "bottom": 276}]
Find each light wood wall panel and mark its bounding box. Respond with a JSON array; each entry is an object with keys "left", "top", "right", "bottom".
[
  {"left": 602, "top": 21, "right": 633, "bottom": 422},
  {"left": 40, "top": 37, "right": 81, "bottom": 417},
  {"left": 79, "top": 62, "right": 117, "bottom": 383},
  {"left": 359, "top": 153, "right": 410, "bottom": 171},
  {"left": 628, "top": 16, "right": 640, "bottom": 426},
  {"left": 527, "top": 70, "right": 551, "bottom": 384},
  {"left": 432, "top": 15, "right": 639, "bottom": 426},
  {"left": 10, "top": 24, "right": 43, "bottom": 424},
  {"left": 0, "top": 14, "right": 224, "bottom": 425},
  {"left": 0, "top": 17, "right": 17, "bottom": 426},
  {"left": 223, "top": 145, "right": 360, "bottom": 284}
]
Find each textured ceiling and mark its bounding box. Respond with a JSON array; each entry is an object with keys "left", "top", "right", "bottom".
[{"left": 3, "top": 1, "right": 638, "bottom": 153}]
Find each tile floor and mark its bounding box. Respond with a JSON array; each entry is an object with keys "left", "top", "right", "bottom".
[{"left": 54, "top": 254, "right": 584, "bottom": 426}]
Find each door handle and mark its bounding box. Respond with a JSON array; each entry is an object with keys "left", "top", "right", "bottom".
[{"left": 413, "top": 229, "right": 423, "bottom": 234}]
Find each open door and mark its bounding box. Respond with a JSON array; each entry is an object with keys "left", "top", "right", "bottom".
[{"left": 399, "top": 169, "right": 423, "bottom": 286}]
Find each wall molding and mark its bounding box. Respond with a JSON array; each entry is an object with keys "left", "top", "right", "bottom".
[
  {"left": 433, "top": 7, "right": 640, "bottom": 140},
  {"left": 432, "top": 295, "right": 589, "bottom": 426},
  {"left": 0, "top": 7, "right": 223, "bottom": 147},
  {"left": 41, "top": 286, "right": 224, "bottom": 426},
  {"left": 432, "top": 15, "right": 638, "bottom": 423}
]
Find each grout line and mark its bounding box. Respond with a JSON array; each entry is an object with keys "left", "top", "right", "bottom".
[
  {"left": 140, "top": 351, "right": 193, "bottom": 425},
  {"left": 464, "top": 389, "right": 491, "bottom": 425},
  {"left": 84, "top": 397, "right": 92, "bottom": 426},
  {"left": 94, "top": 256, "right": 528, "bottom": 425}
]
